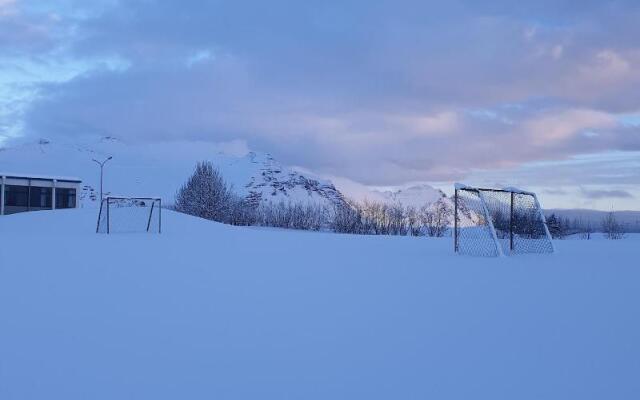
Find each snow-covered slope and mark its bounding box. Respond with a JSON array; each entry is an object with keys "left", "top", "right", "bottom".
[
  {"left": 372, "top": 184, "right": 446, "bottom": 208},
  {"left": 370, "top": 183, "right": 479, "bottom": 225},
  {"left": 0, "top": 137, "right": 346, "bottom": 207},
  {"left": 1, "top": 209, "right": 639, "bottom": 399},
  {"left": 230, "top": 152, "right": 345, "bottom": 207}
]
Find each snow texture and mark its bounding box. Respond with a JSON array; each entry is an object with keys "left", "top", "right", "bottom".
[{"left": 1, "top": 209, "right": 639, "bottom": 399}]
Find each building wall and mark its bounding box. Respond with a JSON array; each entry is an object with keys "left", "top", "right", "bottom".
[{"left": 1, "top": 175, "right": 81, "bottom": 216}]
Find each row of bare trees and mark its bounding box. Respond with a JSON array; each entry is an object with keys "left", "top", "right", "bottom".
[
  {"left": 331, "top": 199, "right": 451, "bottom": 236},
  {"left": 175, "top": 162, "right": 628, "bottom": 239},
  {"left": 174, "top": 162, "right": 453, "bottom": 236}
]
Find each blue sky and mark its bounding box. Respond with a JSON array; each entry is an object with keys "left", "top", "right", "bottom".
[{"left": 1, "top": 0, "right": 639, "bottom": 209}]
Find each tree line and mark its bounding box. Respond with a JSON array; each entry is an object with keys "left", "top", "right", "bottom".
[
  {"left": 174, "top": 162, "right": 452, "bottom": 236},
  {"left": 545, "top": 212, "right": 626, "bottom": 240},
  {"left": 174, "top": 162, "right": 627, "bottom": 239}
]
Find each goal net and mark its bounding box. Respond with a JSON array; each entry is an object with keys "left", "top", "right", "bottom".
[
  {"left": 454, "top": 185, "right": 553, "bottom": 256},
  {"left": 96, "top": 197, "right": 162, "bottom": 234}
]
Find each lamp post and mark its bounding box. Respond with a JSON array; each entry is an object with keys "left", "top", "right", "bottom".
[{"left": 92, "top": 156, "right": 113, "bottom": 201}]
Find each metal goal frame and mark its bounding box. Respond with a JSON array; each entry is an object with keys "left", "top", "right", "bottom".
[
  {"left": 453, "top": 184, "right": 553, "bottom": 256},
  {"left": 96, "top": 196, "right": 162, "bottom": 234}
]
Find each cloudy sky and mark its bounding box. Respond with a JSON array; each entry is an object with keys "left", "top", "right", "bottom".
[{"left": 1, "top": 0, "right": 640, "bottom": 209}]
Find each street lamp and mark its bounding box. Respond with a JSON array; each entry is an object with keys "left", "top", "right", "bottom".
[{"left": 92, "top": 156, "right": 113, "bottom": 201}]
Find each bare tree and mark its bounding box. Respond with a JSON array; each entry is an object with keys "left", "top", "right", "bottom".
[
  {"left": 227, "top": 195, "right": 258, "bottom": 226},
  {"left": 602, "top": 211, "right": 625, "bottom": 240},
  {"left": 578, "top": 220, "right": 594, "bottom": 240},
  {"left": 405, "top": 206, "right": 422, "bottom": 236},
  {"left": 331, "top": 201, "right": 364, "bottom": 234},
  {"left": 387, "top": 204, "right": 407, "bottom": 236},
  {"left": 420, "top": 199, "right": 451, "bottom": 237},
  {"left": 256, "top": 201, "right": 328, "bottom": 231}
]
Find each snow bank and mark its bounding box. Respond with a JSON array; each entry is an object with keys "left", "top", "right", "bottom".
[{"left": 1, "top": 209, "right": 639, "bottom": 399}]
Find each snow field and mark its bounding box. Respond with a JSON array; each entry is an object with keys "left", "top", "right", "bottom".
[{"left": 1, "top": 209, "right": 639, "bottom": 399}]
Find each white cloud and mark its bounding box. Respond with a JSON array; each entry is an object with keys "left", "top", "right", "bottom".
[
  {"left": 0, "top": 0, "right": 17, "bottom": 16},
  {"left": 186, "top": 49, "right": 215, "bottom": 68},
  {"left": 391, "top": 112, "right": 460, "bottom": 137},
  {"left": 524, "top": 109, "right": 617, "bottom": 146}
]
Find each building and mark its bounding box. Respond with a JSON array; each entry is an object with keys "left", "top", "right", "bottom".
[{"left": 1, "top": 174, "right": 81, "bottom": 215}]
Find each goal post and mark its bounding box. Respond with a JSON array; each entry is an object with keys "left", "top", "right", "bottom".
[
  {"left": 96, "top": 197, "right": 162, "bottom": 234},
  {"left": 454, "top": 184, "right": 553, "bottom": 256}
]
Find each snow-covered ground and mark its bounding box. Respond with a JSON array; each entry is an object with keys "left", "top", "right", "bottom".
[{"left": 1, "top": 209, "right": 639, "bottom": 399}]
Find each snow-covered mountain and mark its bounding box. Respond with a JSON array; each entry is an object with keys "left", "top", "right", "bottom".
[
  {"left": 233, "top": 152, "right": 346, "bottom": 207},
  {"left": 367, "top": 183, "right": 480, "bottom": 226},
  {"left": 372, "top": 184, "right": 447, "bottom": 208},
  {"left": 0, "top": 137, "right": 346, "bottom": 208}
]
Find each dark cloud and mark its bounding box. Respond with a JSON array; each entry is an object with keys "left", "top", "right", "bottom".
[
  {"left": 581, "top": 188, "right": 635, "bottom": 199},
  {"left": 5, "top": 0, "right": 640, "bottom": 186},
  {"left": 543, "top": 188, "right": 569, "bottom": 196}
]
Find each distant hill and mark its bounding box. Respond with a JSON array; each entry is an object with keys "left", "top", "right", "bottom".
[{"left": 545, "top": 209, "right": 640, "bottom": 233}]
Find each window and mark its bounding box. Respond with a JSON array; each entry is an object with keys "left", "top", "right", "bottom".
[
  {"left": 29, "top": 186, "right": 52, "bottom": 209},
  {"left": 4, "top": 185, "right": 29, "bottom": 214},
  {"left": 55, "top": 188, "right": 76, "bottom": 209},
  {"left": 5, "top": 185, "right": 28, "bottom": 207}
]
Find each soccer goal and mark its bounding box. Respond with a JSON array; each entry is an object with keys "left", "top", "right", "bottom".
[
  {"left": 96, "top": 197, "right": 162, "bottom": 234},
  {"left": 453, "top": 184, "right": 553, "bottom": 256}
]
